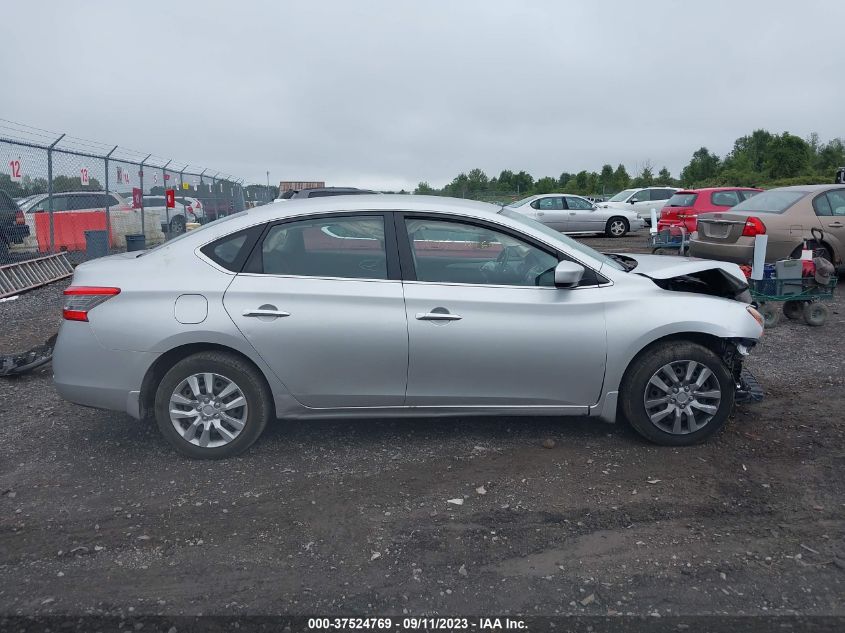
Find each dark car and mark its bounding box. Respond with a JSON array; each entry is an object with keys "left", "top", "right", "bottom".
[
  {"left": 0, "top": 190, "right": 31, "bottom": 260},
  {"left": 284, "top": 187, "right": 379, "bottom": 199}
]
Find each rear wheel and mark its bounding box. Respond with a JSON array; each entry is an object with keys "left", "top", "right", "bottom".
[
  {"left": 154, "top": 351, "right": 270, "bottom": 459},
  {"left": 803, "top": 302, "right": 828, "bottom": 327},
  {"left": 783, "top": 300, "right": 804, "bottom": 320},
  {"left": 621, "top": 341, "right": 734, "bottom": 446},
  {"left": 169, "top": 215, "right": 186, "bottom": 234},
  {"left": 758, "top": 303, "right": 780, "bottom": 328},
  {"left": 605, "top": 217, "right": 629, "bottom": 238}
]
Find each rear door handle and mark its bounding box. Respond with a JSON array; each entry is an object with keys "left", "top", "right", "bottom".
[
  {"left": 242, "top": 309, "right": 290, "bottom": 318},
  {"left": 416, "top": 312, "right": 462, "bottom": 321}
]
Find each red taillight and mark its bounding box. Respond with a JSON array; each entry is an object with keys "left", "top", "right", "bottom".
[
  {"left": 62, "top": 286, "right": 121, "bottom": 321},
  {"left": 186, "top": 205, "right": 193, "bottom": 213},
  {"left": 741, "top": 216, "right": 766, "bottom": 237},
  {"left": 15, "top": 210, "right": 25, "bottom": 225}
]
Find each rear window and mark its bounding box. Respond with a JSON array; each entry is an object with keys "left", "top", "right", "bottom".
[
  {"left": 666, "top": 193, "right": 697, "bottom": 207},
  {"left": 728, "top": 190, "right": 807, "bottom": 214},
  {"left": 711, "top": 190, "right": 741, "bottom": 207}
]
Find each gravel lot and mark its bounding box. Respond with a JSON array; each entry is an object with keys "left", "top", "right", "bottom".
[{"left": 1, "top": 233, "right": 843, "bottom": 621}]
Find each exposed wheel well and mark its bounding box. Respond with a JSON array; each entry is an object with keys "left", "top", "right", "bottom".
[
  {"left": 620, "top": 332, "right": 726, "bottom": 394},
  {"left": 139, "top": 343, "right": 272, "bottom": 421}
]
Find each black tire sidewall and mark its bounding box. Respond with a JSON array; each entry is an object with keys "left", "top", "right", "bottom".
[
  {"left": 803, "top": 302, "right": 828, "bottom": 326},
  {"left": 621, "top": 341, "right": 734, "bottom": 446},
  {"left": 783, "top": 300, "right": 804, "bottom": 320},
  {"left": 154, "top": 352, "right": 270, "bottom": 459},
  {"left": 606, "top": 217, "right": 629, "bottom": 238}
]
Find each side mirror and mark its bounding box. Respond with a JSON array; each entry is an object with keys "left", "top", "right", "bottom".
[
  {"left": 629, "top": 199, "right": 637, "bottom": 204},
  {"left": 591, "top": 204, "right": 597, "bottom": 210},
  {"left": 554, "top": 261, "right": 585, "bottom": 288}
]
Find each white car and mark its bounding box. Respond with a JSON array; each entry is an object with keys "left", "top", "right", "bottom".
[
  {"left": 507, "top": 194, "right": 645, "bottom": 237},
  {"left": 141, "top": 195, "right": 206, "bottom": 233},
  {"left": 599, "top": 187, "right": 679, "bottom": 226}
]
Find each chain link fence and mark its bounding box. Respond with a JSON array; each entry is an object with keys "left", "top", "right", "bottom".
[{"left": 0, "top": 121, "right": 247, "bottom": 267}]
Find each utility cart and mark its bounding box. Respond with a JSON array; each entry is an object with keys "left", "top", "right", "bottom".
[
  {"left": 749, "top": 275, "right": 837, "bottom": 327},
  {"left": 648, "top": 226, "right": 689, "bottom": 255}
]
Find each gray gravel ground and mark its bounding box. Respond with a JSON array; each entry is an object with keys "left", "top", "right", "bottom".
[{"left": 0, "top": 233, "right": 843, "bottom": 620}]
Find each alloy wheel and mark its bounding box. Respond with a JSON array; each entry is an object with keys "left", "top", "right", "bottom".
[
  {"left": 169, "top": 372, "right": 248, "bottom": 448},
  {"left": 643, "top": 360, "right": 722, "bottom": 435},
  {"left": 610, "top": 220, "right": 626, "bottom": 236}
]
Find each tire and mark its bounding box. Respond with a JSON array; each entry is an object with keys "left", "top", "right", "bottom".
[
  {"left": 169, "top": 215, "right": 186, "bottom": 234},
  {"left": 802, "top": 302, "right": 828, "bottom": 327},
  {"left": 605, "top": 217, "right": 629, "bottom": 238},
  {"left": 153, "top": 351, "right": 271, "bottom": 459},
  {"left": 620, "top": 341, "right": 734, "bottom": 446},
  {"left": 758, "top": 303, "right": 780, "bottom": 328},
  {"left": 783, "top": 300, "right": 804, "bottom": 320}
]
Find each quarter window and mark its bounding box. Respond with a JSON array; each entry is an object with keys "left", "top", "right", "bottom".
[
  {"left": 825, "top": 190, "right": 845, "bottom": 216},
  {"left": 260, "top": 215, "right": 387, "bottom": 280},
  {"left": 813, "top": 195, "right": 832, "bottom": 217},
  {"left": 404, "top": 218, "right": 558, "bottom": 287}
]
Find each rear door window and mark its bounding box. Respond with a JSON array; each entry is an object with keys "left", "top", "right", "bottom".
[
  {"left": 565, "top": 196, "right": 593, "bottom": 210},
  {"left": 813, "top": 195, "right": 833, "bottom": 217},
  {"left": 538, "top": 197, "right": 564, "bottom": 211},
  {"left": 711, "top": 190, "right": 741, "bottom": 207},
  {"left": 259, "top": 215, "right": 388, "bottom": 279},
  {"left": 650, "top": 189, "right": 673, "bottom": 201}
]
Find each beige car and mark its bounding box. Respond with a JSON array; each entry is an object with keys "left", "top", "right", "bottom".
[{"left": 689, "top": 185, "right": 845, "bottom": 267}]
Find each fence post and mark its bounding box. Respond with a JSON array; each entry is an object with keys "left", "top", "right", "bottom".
[
  {"left": 212, "top": 173, "right": 219, "bottom": 218},
  {"left": 162, "top": 159, "right": 172, "bottom": 233},
  {"left": 47, "top": 133, "right": 66, "bottom": 253},
  {"left": 104, "top": 145, "right": 118, "bottom": 253},
  {"left": 139, "top": 154, "right": 151, "bottom": 240}
]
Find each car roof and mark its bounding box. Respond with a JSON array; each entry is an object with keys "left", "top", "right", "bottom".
[
  {"left": 676, "top": 187, "right": 762, "bottom": 193},
  {"left": 770, "top": 184, "right": 845, "bottom": 192}
]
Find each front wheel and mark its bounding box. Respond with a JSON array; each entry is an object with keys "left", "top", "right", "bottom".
[
  {"left": 621, "top": 341, "right": 734, "bottom": 446},
  {"left": 154, "top": 351, "right": 271, "bottom": 459},
  {"left": 605, "top": 217, "right": 629, "bottom": 238}
]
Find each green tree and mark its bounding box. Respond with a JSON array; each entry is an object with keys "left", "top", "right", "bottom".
[
  {"left": 558, "top": 172, "right": 573, "bottom": 188},
  {"left": 680, "top": 147, "right": 720, "bottom": 186},
  {"left": 414, "top": 181, "right": 434, "bottom": 195},
  {"left": 657, "top": 167, "right": 673, "bottom": 185},
  {"left": 765, "top": 133, "right": 810, "bottom": 179},
  {"left": 612, "top": 164, "right": 630, "bottom": 191},
  {"left": 466, "top": 168, "right": 489, "bottom": 192},
  {"left": 599, "top": 164, "right": 614, "bottom": 192},
  {"left": 512, "top": 171, "right": 534, "bottom": 194},
  {"left": 534, "top": 176, "right": 558, "bottom": 194}
]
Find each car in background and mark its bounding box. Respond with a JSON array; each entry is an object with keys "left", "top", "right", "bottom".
[
  {"left": 21, "top": 191, "right": 132, "bottom": 215},
  {"left": 141, "top": 195, "right": 206, "bottom": 233},
  {"left": 280, "top": 187, "right": 379, "bottom": 200},
  {"left": 657, "top": 187, "right": 762, "bottom": 234},
  {"left": 598, "top": 187, "right": 679, "bottom": 226},
  {"left": 0, "top": 189, "right": 30, "bottom": 259},
  {"left": 53, "top": 194, "right": 763, "bottom": 458},
  {"left": 507, "top": 193, "right": 645, "bottom": 237},
  {"left": 689, "top": 185, "right": 845, "bottom": 267}
]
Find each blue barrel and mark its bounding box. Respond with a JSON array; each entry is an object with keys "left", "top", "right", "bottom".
[
  {"left": 84, "top": 230, "right": 109, "bottom": 259},
  {"left": 125, "top": 233, "right": 146, "bottom": 252}
]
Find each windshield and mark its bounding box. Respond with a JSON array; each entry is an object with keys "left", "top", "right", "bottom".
[
  {"left": 500, "top": 208, "right": 625, "bottom": 271},
  {"left": 728, "top": 190, "right": 807, "bottom": 214},
  {"left": 507, "top": 196, "right": 536, "bottom": 208},
  {"left": 141, "top": 212, "right": 249, "bottom": 255},
  {"left": 608, "top": 189, "right": 636, "bottom": 202}
]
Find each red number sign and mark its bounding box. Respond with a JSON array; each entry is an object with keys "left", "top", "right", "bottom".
[
  {"left": 132, "top": 187, "right": 142, "bottom": 209},
  {"left": 165, "top": 189, "right": 175, "bottom": 209},
  {"left": 80, "top": 167, "right": 90, "bottom": 186},
  {"left": 9, "top": 159, "right": 22, "bottom": 182}
]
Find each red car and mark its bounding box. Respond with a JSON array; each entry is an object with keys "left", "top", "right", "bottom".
[{"left": 657, "top": 187, "right": 762, "bottom": 234}]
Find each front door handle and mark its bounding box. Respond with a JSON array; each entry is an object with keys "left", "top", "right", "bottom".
[
  {"left": 829, "top": 222, "right": 844, "bottom": 228},
  {"left": 416, "top": 312, "right": 462, "bottom": 321},
  {"left": 243, "top": 309, "right": 290, "bottom": 318}
]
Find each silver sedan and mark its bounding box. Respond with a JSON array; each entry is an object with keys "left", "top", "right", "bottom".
[
  {"left": 53, "top": 195, "right": 763, "bottom": 458},
  {"left": 506, "top": 194, "right": 646, "bottom": 237}
]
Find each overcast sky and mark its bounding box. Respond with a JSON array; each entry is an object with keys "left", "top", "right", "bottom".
[{"left": 3, "top": 0, "right": 843, "bottom": 190}]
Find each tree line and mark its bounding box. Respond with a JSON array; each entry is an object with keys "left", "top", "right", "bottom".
[{"left": 414, "top": 129, "right": 845, "bottom": 200}]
